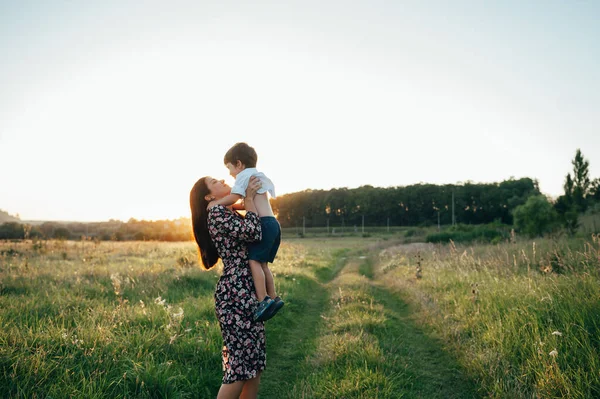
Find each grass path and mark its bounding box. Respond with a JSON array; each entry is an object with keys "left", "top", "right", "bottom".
[
  {"left": 3, "top": 238, "right": 598, "bottom": 397},
  {"left": 260, "top": 242, "right": 481, "bottom": 398}
]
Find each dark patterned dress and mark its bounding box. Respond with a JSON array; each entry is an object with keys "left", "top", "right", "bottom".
[{"left": 207, "top": 204, "right": 266, "bottom": 384}]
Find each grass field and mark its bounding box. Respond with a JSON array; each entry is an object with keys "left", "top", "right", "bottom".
[{"left": 1, "top": 235, "right": 599, "bottom": 398}]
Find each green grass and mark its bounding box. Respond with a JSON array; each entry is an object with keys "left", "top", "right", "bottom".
[
  {"left": 1, "top": 241, "right": 223, "bottom": 398},
  {"left": 2, "top": 235, "right": 599, "bottom": 398},
  {"left": 376, "top": 236, "right": 600, "bottom": 398},
  {"left": 285, "top": 255, "right": 480, "bottom": 398},
  {"left": 280, "top": 226, "right": 435, "bottom": 242}
]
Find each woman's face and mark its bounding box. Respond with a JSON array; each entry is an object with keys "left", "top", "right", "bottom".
[{"left": 205, "top": 177, "right": 231, "bottom": 200}]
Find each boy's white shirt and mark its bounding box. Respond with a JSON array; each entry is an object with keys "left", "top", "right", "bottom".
[{"left": 231, "top": 168, "right": 276, "bottom": 198}]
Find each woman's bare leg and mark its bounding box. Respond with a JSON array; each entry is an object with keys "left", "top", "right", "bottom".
[
  {"left": 240, "top": 374, "right": 262, "bottom": 399},
  {"left": 217, "top": 381, "right": 244, "bottom": 399},
  {"left": 261, "top": 263, "right": 277, "bottom": 298},
  {"left": 249, "top": 259, "right": 267, "bottom": 301}
]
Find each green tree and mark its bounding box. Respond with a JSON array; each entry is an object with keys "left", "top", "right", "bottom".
[
  {"left": 554, "top": 193, "right": 579, "bottom": 236},
  {"left": 564, "top": 173, "right": 574, "bottom": 198},
  {"left": 589, "top": 178, "right": 600, "bottom": 203},
  {"left": 554, "top": 149, "right": 591, "bottom": 234},
  {"left": 571, "top": 149, "right": 591, "bottom": 211},
  {"left": 271, "top": 178, "right": 539, "bottom": 228},
  {"left": 513, "top": 195, "right": 558, "bottom": 238}
]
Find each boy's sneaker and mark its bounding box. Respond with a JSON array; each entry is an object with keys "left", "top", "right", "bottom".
[
  {"left": 261, "top": 296, "right": 284, "bottom": 322},
  {"left": 254, "top": 296, "right": 275, "bottom": 322}
]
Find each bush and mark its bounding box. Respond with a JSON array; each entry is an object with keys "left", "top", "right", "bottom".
[
  {"left": 405, "top": 229, "right": 417, "bottom": 237},
  {"left": 513, "top": 195, "right": 558, "bottom": 238},
  {"left": 0, "top": 223, "right": 25, "bottom": 239},
  {"left": 53, "top": 227, "right": 71, "bottom": 240},
  {"left": 425, "top": 223, "right": 509, "bottom": 244}
]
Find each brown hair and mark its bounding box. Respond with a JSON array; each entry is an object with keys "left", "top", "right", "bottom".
[
  {"left": 189, "top": 177, "right": 219, "bottom": 269},
  {"left": 224, "top": 142, "right": 257, "bottom": 168}
]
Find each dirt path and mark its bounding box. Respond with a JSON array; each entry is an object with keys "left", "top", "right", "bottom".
[{"left": 260, "top": 243, "right": 481, "bottom": 398}]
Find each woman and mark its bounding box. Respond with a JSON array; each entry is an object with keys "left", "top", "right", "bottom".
[{"left": 190, "top": 175, "right": 265, "bottom": 399}]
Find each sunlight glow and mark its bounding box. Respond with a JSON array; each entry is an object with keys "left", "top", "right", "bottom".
[{"left": 1, "top": 1, "right": 598, "bottom": 221}]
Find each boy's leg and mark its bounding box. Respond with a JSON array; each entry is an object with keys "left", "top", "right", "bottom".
[
  {"left": 259, "top": 261, "right": 284, "bottom": 321},
  {"left": 249, "top": 259, "right": 268, "bottom": 301},
  {"left": 261, "top": 262, "right": 277, "bottom": 299}
]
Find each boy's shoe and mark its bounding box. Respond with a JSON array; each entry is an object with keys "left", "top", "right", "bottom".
[
  {"left": 261, "top": 296, "right": 284, "bottom": 322},
  {"left": 254, "top": 296, "right": 275, "bottom": 322}
]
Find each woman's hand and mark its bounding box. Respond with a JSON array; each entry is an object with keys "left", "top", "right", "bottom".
[{"left": 245, "top": 176, "right": 262, "bottom": 199}]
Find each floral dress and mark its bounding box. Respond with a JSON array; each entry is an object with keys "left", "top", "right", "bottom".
[{"left": 207, "top": 204, "right": 265, "bottom": 384}]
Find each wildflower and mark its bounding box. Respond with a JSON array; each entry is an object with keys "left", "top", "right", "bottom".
[
  {"left": 169, "top": 334, "right": 178, "bottom": 344},
  {"left": 552, "top": 331, "right": 562, "bottom": 336},
  {"left": 171, "top": 307, "right": 184, "bottom": 321},
  {"left": 139, "top": 300, "right": 145, "bottom": 308},
  {"left": 110, "top": 273, "right": 122, "bottom": 296},
  {"left": 549, "top": 349, "right": 558, "bottom": 357},
  {"left": 154, "top": 296, "right": 166, "bottom": 306}
]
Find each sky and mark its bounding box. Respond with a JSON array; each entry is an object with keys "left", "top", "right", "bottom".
[{"left": 1, "top": 0, "right": 599, "bottom": 222}]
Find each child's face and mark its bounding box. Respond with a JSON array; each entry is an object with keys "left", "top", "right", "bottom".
[{"left": 225, "top": 161, "right": 244, "bottom": 178}]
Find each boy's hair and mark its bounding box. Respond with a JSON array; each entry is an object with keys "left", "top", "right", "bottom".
[{"left": 224, "top": 142, "right": 257, "bottom": 168}]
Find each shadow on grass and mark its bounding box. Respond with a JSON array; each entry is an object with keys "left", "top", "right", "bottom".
[{"left": 368, "top": 284, "right": 482, "bottom": 399}]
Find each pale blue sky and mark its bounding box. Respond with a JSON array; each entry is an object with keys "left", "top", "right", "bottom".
[{"left": 1, "top": 0, "right": 599, "bottom": 221}]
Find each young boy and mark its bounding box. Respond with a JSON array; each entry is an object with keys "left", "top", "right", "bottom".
[{"left": 213, "top": 142, "right": 284, "bottom": 322}]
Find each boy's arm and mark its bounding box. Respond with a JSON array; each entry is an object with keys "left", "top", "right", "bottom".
[{"left": 211, "top": 193, "right": 243, "bottom": 208}]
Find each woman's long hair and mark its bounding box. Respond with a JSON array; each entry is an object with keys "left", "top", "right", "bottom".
[{"left": 189, "top": 177, "right": 219, "bottom": 270}]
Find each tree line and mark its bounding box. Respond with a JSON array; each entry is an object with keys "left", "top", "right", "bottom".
[
  {"left": 271, "top": 177, "right": 540, "bottom": 228},
  {"left": 1, "top": 149, "right": 598, "bottom": 241},
  {"left": 271, "top": 149, "right": 599, "bottom": 238},
  {"left": 0, "top": 218, "right": 191, "bottom": 241}
]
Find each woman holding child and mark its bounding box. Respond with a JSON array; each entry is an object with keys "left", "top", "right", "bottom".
[{"left": 189, "top": 175, "right": 267, "bottom": 399}]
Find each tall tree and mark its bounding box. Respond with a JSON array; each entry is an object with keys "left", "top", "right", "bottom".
[
  {"left": 554, "top": 149, "right": 592, "bottom": 235},
  {"left": 571, "top": 148, "right": 590, "bottom": 211},
  {"left": 564, "top": 173, "right": 574, "bottom": 198},
  {"left": 590, "top": 178, "right": 600, "bottom": 203}
]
